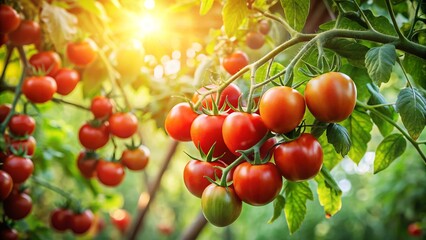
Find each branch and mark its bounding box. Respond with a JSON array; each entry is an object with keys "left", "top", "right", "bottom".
[{"left": 180, "top": 211, "right": 208, "bottom": 240}]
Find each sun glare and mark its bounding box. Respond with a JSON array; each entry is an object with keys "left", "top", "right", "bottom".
[{"left": 137, "top": 13, "right": 163, "bottom": 36}]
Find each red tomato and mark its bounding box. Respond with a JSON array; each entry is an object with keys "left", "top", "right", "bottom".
[
  {"left": 233, "top": 162, "right": 282, "bottom": 206},
  {"left": 90, "top": 96, "right": 113, "bottom": 119},
  {"left": 121, "top": 145, "right": 150, "bottom": 171},
  {"left": 0, "top": 104, "right": 11, "bottom": 123},
  {"left": 223, "top": 51, "right": 249, "bottom": 75},
  {"left": 183, "top": 160, "right": 225, "bottom": 198},
  {"left": 259, "top": 86, "right": 305, "bottom": 133},
  {"left": 165, "top": 102, "right": 198, "bottom": 141},
  {"left": 3, "top": 192, "right": 32, "bottom": 220},
  {"left": 9, "top": 136, "right": 36, "bottom": 156},
  {"left": 157, "top": 223, "right": 174, "bottom": 236},
  {"left": 0, "top": 170, "right": 13, "bottom": 200},
  {"left": 0, "top": 5, "right": 20, "bottom": 34},
  {"left": 66, "top": 39, "right": 97, "bottom": 66},
  {"left": 78, "top": 122, "right": 110, "bottom": 150},
  {"left": 110, "top": 209, "right": 131, "bottom": 232},
  {"left": 0, "top": 33, "right": 8, "bottom": 47},
  {"left": 76, "top": 151, "right": 98, "bottom": 178},
  {"left": 108, "top": 112, "right": 138, "bottom": 138},
  {"left": 191, "top": 83, "right": 242, "bottom": 113},
  {"left": 0, "top": 226, "right": 18, "bottom": 240},
  {"left": 29, "top": 51, "right": 62, "bottom": 77},
  {"left": 274, "top": 133, "right": 323, "bottom": 181},
  {"left": 96, "top": 160, "right": 125, "bottom": 187},
  {"left": 258, "top": 20, "right": 270, "bottom": 35},
  {"left": 50, "top": 208, "right": 73, "bottom": 232},
  {"left": 53, "top": 68, "right": 80, "bottom": 95},
  {"left": 8, "top": 114, "right": 35, "bottom": 136},
  {"left": 246, "top": 31, "right": 265, "bottom": 49},
  {"left": 408, "top": 222, "right": 422, "bottom": 237},
  {"left": 305, "top": 72, "right": 357, "bottom": 123},
  {"left": 2, "top": 155, "right": 34, "bottom": 183},
  {"left": 69, "top": 210, "right": 94, "bottom": 235},
  {"left": 22, "top": 76, "right": 57, "bottom": 103},
  {"left": 222, "top": 112, "right": 268, "bottom": 156},
  {"left": 8, "top": 20, "right": 41, "bottom": 46}
]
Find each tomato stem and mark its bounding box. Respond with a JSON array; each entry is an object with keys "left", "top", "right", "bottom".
[
  {"left": 219, "top": 155, "right": 244, "bottom": 187},
  {"left": 31, "top": 176, "right": 78, "bottom": 203}
]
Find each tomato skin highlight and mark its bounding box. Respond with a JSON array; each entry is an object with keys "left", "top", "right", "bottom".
[
  {"left": 3, "top": 192, "right": 32, "bottom": 220},
  {"left": 183, "top": 160, "right": 224, "bottom": 198},
  {"left": 108, "top": 112, "right": 138, "bottom": 138},
  {"left": 305, "top": 72, "right": 357, "bottom": 123},
  {"left": 29, "top": 51, "right": 62, "bottom": 77},
  {"left": 0, "top": 5, "right": 21, "bottom": 34},
  {"left": 96, "top": 160, "right": 125, "bottom": 187},
  {"left": 0, "top": 170, "right": 13, "bottom": 200},
  {"left": 274, "top": 133, "right": 323, "bottom": 181},
  {"left": 69, "top": 210, "right": 94, "bottom": 235},
  {"left": 78, "top": 122, "right": 110, "bottom": 150},
  {"left": 50, "top": 208, "right": 73, "bottom": 232},
  {"left": 165, "top": 103, "right": 198, "bottom": 141},
  {"left": 223, "top": 51, "right": 249, "bottom": 75},
  {"left": 8, "top": 114, "right": 35, "bottom": 136},
  {"left": 2, "top": 155, "right": 34, "bottom": 184},
  {"left": 8, "top": 20, "right": 41, "bottom": 46},
  {"left": 22, "top": 76, "right": 57, "bottom": 103},
  {"left": 66, "top": 39, "right": 97, "bottom": 66},
  {"left": 110, "top": 209, "right": 131, "bottom": 232},
  {"left": 53, "top": 68, "right": 80, "bottom": 95}
]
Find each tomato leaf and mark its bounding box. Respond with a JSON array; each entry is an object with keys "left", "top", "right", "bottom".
[
  {"left": 402, "top": 54, "right": 426, "bottom": 90},
  {"left": 395, "top": 88, "right": 426, "bottom": 140},
  {"left": 365, "top": 44, "right": 396, "bottom": 86},
  {"left": 268, "top": 195, "right": 286, "bottom": 223},
  {"left": 200, "top": 0, "right": 214, "bottom": 15},
  {"left": 81, "top": 57, "right": 109, "bottom": 98},
  {"left": 340, "top": 65, "right": 372, "bottom": 102},
  {"left": 315, "top": 167, "right": 342, "bottom": 217},
  {"left": 255, "top": 62, "right": 285, "bottom": 84},
  {"left": 324, "top": 39, "right": 369, "bottom": 68},
  {"left": 284, "top": 181, "right": 313, "bottom": 234},
  {"left": 222, "top": 0, "right": 249, "bottom": 37},
  {"left": 341, "top": 109, "right": 373, "bottom": 164},
  {"left": 364, "top": 10, "right": 397, "bottom": 36},
  {"left": 319, "top": 17, "right": 366, "bottom": 31},
  {"left": 280, "top": 0, "right": 310, "bottom": 32},
  {"left": 374, "top": 133, "right": 407, "bottom": 174},
  {"left": 76, "top": 0, "right": 108, "bottom": 20},
  {"left": 326, "top": 123, "right": 351, "bottom": 157},
  {"left": 318, "top": 134, "right": 343, "bottom": 170}
]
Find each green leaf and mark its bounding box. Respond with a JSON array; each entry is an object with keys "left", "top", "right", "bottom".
[
  {"left": 268, "top": 195, "right": 286, "bottom": 223},
  {"left": 284, "top": 181, "right": 313, "bottom": 234},
  {"left": 396, "top": 88, "right": 426, "bottom": 140},
  {"left": 280, "top": 0, "right": 310, "bottom": 32},
  {"left": 326, "top": 123, "right": 351, "bottom": 157},
  {"left": 403, "top": 54, "right": 426, "bottom": 90},
  {"left": 222, "top": 0, "right": 249, "bottom": 37},
  {"left": 200, "top": 0, "right": 214, "bottom": 15},
  {"left": 81, "top": 56, "right": 108, "bottom": 98},
  {"left": 76, "top": 0, "right": 108, "bottom": 20},
  {"left": 318, "top": 134, "right": 343, "bottom": 170},
  {"left": 315, "top": 168, "right": 342, "bottom": 216},
  {"left": 340, "top": 65, "right": 372, "bottom": 102},
  {"left": 367, "top": 83, "right": 398, "bottom": 136},
  {"left": 255, "top": 62, "right": 285, "bottom": 83},
  {"left": 374, "top": 133, "right": 407, "bottom": 173},
  {"left": 365, "top": 44, "right": 396, "bottom": 86},
  {"left": 364, "top": 10, "right": 397, "bottom": 36},
  {"left": 324, "top": 39, "right": 369, "bottom": 68},
  {"left": 319, "top": 17, "right": 366, "bottom": 31},
  {"left": 341, "top": 109, "right": 373, "bottom": 164}
]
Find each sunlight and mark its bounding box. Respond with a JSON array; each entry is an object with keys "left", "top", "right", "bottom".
[{"left": 137, "top": 13, "right": 163, "bottom": 36}]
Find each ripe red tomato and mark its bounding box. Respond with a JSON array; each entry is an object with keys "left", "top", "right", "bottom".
[
  {"left": 259, "top": 86, "right": 305, "bottom": 133},
  {"left": 78, "top": 122, "right": 110, "bottom": 150},
  {"left": 0, "top": 33, "right": 8, "bottom": 48},
  {"left": 3, "top": 192, "right": 32, "bottom": 220},
  {"left": 0, "top": 5, "right": 20, "bottom": 34},
  {"left": 9, "top": 136, "right": 36, "bottom": 156},
  {"left": 76, "top": 151, "right": 98, "bottom": 178},
  {"left": 2, "top": 155, "right": 34, "bottom": 183},
  {"left": 110, "top": 209, "right": 131, "bottom": 232},
  {"left": 274, "top": 133, "right": 323, "bottom": 181},
  {"left": 53, "top": 68, "right": 80, "bottom": 95},
  {"left": 66, "top": 39, "right": 97, "bottom": 66},
  {"left": 0, "top": 226, "right": 18, "bottom": 240},
  {"left": 8, "top": 20, "right": 41, "bottom": 46},
  {"left": 191, "top": 83, "right": 242, "bottom": 113},
  {"left": 222, "top": 112, "right": 268, "bottom": 156},
  {"left": 258, "top": 20, "right": 271, "bottom": 35},
  {"left": 0, "top": 170, "right": 13, "bottom": 200},
  {"left": 246, "top": 31, "right": 265, "bottom": 49},
  {"left": 408, "top": 222, "right": 422, "bottom": 237},
  {"left": 69, "top": 210, "right": 94, "bottom": 234},
  {"left": 96, "top": 160, "right": 125, "bottom": 187},
  {"left": 223, "top": 51, "right": 249, "bottom": 75},
  {"left": 233, "top": 162, "right": 282, "bottom": 206},
  {"left": 0, "top": 104, "right": 11, "bottom": 123},
  {"left": 305, "top": 72, "right": 357, "bottom": 123},
  {"left": 29, "top": 51, "right": 62, "bottom": 77},
  {"left": 8, "top": 114, "right": 35, "bottom": 136},
  {"left": 108, "top": 112, "right": 138, "bottom": 138},
  {"left": 90, "top": 96, "right": 113, "bottom": 119},
  {"left": 165, "top": 102, "right": 198, "bottom": 141},
  {"left": 201, "top": 184, "right": 242, "bottom": 227},
  {"left": 183, "top": 160, "right": 225, "bottom": 198},
  {"left": 22, "top": 76, "right": 57, "bottom": 103},
  {"left": 50, "top": 208, "right": 73, "bottom": 232},
  {"left": 121, "top": 145, "right": 150, "bottom": 171}
]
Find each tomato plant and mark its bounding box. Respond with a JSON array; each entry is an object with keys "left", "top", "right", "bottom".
[
  {"left": 8, "top": 20, "right": 40, "bottom": 46},
  {"left": 76, "top": 151, "right": 98, "bottom": 179},
  {"left": 2, "top": 155, "right": 34, "bottom": 183},
  {"left": 22, "top": 76, "right": 57, "bottom": 104},
  {"left": 53, "top": 68, "right": 80, "bottom": 95},
  {"left": 0, "top": 170, "right": 12, "bottom": 200},
  {"left": 50, "top": 208, "right": 73, "bottom": 232},
  {"left": 121, "top": 145, "right": 150, "bottom": 171},
  {"left": 3, "top": 192, "right": 32, "bottom": 220},
  {"left": 165, "top": 102, "right": 198, "bottom": 141},
  {"left": 108, "top": 112, "right": 138, "bottom": 138},
  {"left": 183, "top": 160, "right": 225, "bottom": 198},
  {"left": 29, "top": 51, "right": 62, "bottom": 77},
  {"left": 90, "top": 96, "right": 113, "bottom": 119},
  {"left": 66, "top": 39, "right": 97, "bottom": 67},
  {"left": 222, "top": 51, "right": 249, "bottom": 75},
  {"left": 246, "top": 31, "right": 265, "bottom": 49},
  {"left": 96, "top": 160, "right": 126, "bottom": 187},
  {"left": 191, "top": 83, "right": 242, "bottom": 112},
  {"left": 0, "top": 5, "right": 20, "bottom": 34},
  {"left": 7, "top": 114, "right": 35, "bottom": 136},
  {"left": 69, "top": 210, "right": 94, "bottom": 235},
  {"left": 78, "top": 122, "right": 110, "bottom": 150},
  {"left": 9, "top": 135, "right": 36, "bottom": 156}
]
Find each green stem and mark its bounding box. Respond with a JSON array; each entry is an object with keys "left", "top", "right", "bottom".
[
  {"left": 32, "top": 176, "right": 77, "bottom": 203},
  {"left": 353, "top": 0, "right": 376, "bottom": 31},
  {"left": 407, "top": 1, "right": 422, "bottom": 39},
  {"left": 219, "top": 156, "right": 244, "bottom": 187},
  {"left": 365, "top": 103, "right": 396, "bottom": 108},
  {"left": 51, "top": 98, "right": 90, "bottom": 111},
  {"left": 320, "top": 166, "right": 341, "bottom": 192},
  {"left": 385, "top": 0, "right": 407, "bottom": 41},
  {"left": 0, "top": 45, "right": 14, "bottom": 84}
]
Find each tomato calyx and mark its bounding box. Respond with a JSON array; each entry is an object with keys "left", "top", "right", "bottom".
[
  {"left": 237, "top": 131, "right": 275, "bottom": 165},
  {"left": 300, "top": 53, "right": 341, "bottom": 78}
]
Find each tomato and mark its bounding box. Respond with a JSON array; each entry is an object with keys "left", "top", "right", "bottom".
[
  {"left": 66, "top": 39, "right": 97, "bottom": 66},
  {"left": 9, "top": 135, "right": 36, "bottom": 156},
  {"left": 304, "top": 72, "right": 357, "bottom": 123},
  {"left": 233, "top": 162, "right": 282, "bottom": 206},
  {"left": 69, "top": 209, "right": 94, "bottom": 234},
  {"left": 110, "top": 209, "right": 131, "bottom": 232},
  {"left": 259, "top": 137, "right": 277, "bottom": 161},
  {"left": 50, "top": 208, "right": 73, "bottom": 232},
  {"left": 246, "top": 31, "right": 265, "bottom": 49},
  {"left": 108, "top": 112, "right": 138, "bottom": 138},
  {"left": 76, "top": 151, "right": 98, "bottom": 178},
  {"left": 222, "top": 112, "right": 268, "bottom": 156},
  {"left": 157, "top": 223, "right": 174, "bottom": 236},
  {"left": 0, "top": 170, "right": 13, "bottom": 200},
  {"left": 29, "top": 51, "right": 62, "bottom": 77},
  {"left": 274, "top": 133, "right": 323, "bottom": 181},
  {"left": 8, "top": 20, "right": 41, "bottom": 46},
  {"left": 53, "top": 68, "right": 80, "bottom": 95},
  {"left": 0, "top": 5, "right": 21, "bottom": 34},
  {"left": 165, "top": 102, "right": 198, "bottom": 141},
  {"left": 223, "top": 51, "right": 249, "bottom": 75},
  {"left": 96, "top": 160, "right": 125, "bottom": 187},
  {"left": 121, "top": 145, "right": 150, "bottom": 171},
  {"left": 183, "top": 160, "right": 225, "bottom": 198},
  {"left": 8, "top": 114, "right": 35, "bottom": 136},
  {"left": 0, "top": 33, "right": 8, "bottom": 47},
  {"left": 78, "top": 122, "right": 110, "bottom": 150},
  {"left": 408, "top": 222, "right": 422, "bottom": 237},
  {"left": 0, "top": 226, "right": 18, "bottom": 240},
  {"left": 258, "top": 19, "right": 270, "bottom": 35},
  {"left": 201, "top": 184, "right": 242, "bottom": 227},
  {"left": 2, "top": 155, "right": 34, "bottom": 183},
  {"left": 22, "top": 76, "right": 57, "bottom": 103},
  {"left": 90, "top": 96, "right": 113, "bottom": 119},
  {"left": 3, "top": 192, "right": 32, "bottom": 220},
  {"left": 259, "top": 86, "right": 305, "bottom": 133},
  {"left": 0, "top": 104, "right": 11, "bottom": 123},
  {"left": 191, "top": 83, "right": 242, "bottom": 112}
]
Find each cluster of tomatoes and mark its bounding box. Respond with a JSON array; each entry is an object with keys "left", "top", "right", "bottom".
[
  {"left": 245, "top": 19, "right": 270, "bottom": 50},
  {"left": 165, "top": 71, "right": 357, "bottom": 226}
]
